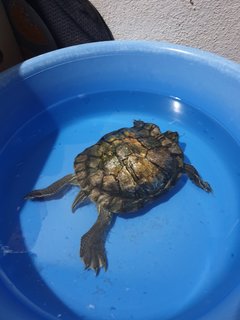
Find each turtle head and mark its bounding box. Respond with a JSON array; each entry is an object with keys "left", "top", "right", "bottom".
[
  {"left": 133, "top": 120, "right": 161, "bottom": 137},
  {"left": 164, "top": 130, "right": 179, "bottom": 142}
]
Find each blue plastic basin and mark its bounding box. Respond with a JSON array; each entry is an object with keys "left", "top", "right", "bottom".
[{"left": 1, "top": 41, "right": 240, "bottom": 320}]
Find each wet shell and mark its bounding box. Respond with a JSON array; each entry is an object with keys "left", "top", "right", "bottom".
[{"left": 74, "top": 120, "right": 184, "bottom": 213}]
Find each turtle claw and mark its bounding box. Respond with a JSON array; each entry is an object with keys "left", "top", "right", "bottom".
[
  {"left": 201, "top": 181, "right": 212, "bottom": 193},
  {"left": 24, "top": 190, "right": 44, "bottom": 200},
  {"left": 80, "top": 234, "right": 107, "bottom": 274},
  {"left": 81, "top": 251, "right": 107, "bottom": 274},
  {"left": 184, "top": 164, "right": 212, "bottom": 193}
]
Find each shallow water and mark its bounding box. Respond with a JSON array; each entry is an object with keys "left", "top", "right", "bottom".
[{"left": 1, "top": 91, "right": 240, "bottom": 320}]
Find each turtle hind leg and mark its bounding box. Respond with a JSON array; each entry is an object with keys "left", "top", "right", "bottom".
[
  {"left": 25, "top": 174, "right": 77, "bottom": 200},
  {"left": 80, "top": 207, "right": 113, "bottom": 274},
  {"left": 184, "top": 163, "right": 212, "bottom": 192},
  {"left": 72, "top": 190, "right": 88, "bottom": 212}
]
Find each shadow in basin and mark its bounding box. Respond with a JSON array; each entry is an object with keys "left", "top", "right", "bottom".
[{"left": 0, "top": 68, "right": 82, "bottom": 320}]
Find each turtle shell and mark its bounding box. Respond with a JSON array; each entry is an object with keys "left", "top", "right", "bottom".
[{"left": 74, "top": 120, "right": 184, "bottom": 213}]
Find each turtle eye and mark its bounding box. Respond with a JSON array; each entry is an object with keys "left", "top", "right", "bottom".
[
  {"left": 133, "top": 120, "right": 145, "bottom": 128},
  {"left": 165, "top": 131, "right": 179, "bottom": 142}
]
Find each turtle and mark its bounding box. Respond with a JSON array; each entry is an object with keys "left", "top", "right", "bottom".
[{"left": 25, "top": 120, "right": 212, "bottom": 273}]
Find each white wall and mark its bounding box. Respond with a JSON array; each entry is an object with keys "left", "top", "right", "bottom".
[{"left": 92, "top": 0, "right": 240, "bottom": 63}]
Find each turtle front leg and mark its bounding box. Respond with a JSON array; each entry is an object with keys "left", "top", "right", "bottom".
[
  {"left": 80, "top": 208, "right": 113, "bottom": 273},
  {"left": 25, "top": 174, "right": 77, "bottom": 199},
  {"left": 184, "top": 163, "right": 212, "bottom": 192}
]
